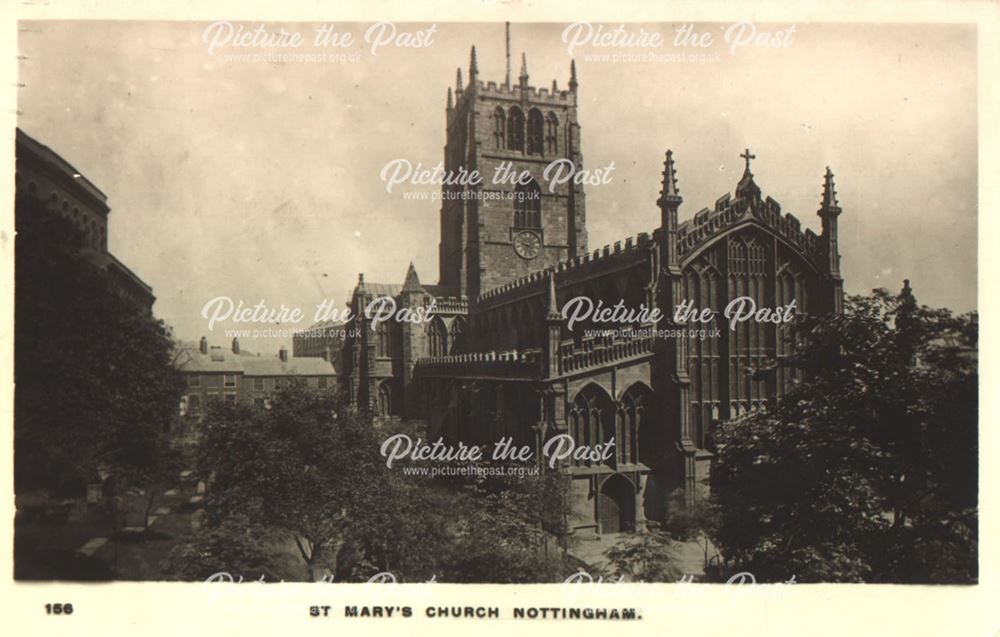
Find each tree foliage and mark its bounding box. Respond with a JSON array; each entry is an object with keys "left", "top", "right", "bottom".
[
  {"left": 181, "top": 383, "right": 573, "bottom": 582},
  {"left": 710, "top": 288, "right": 977, "bottom": 582},
  {"left": 14, "top": 202, "right": 183, "bottom": 497}
]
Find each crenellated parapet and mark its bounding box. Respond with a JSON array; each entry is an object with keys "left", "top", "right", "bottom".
[
  {"left": 477, "top": 80, "right": 575, "bottom": 104},
  {"left": 677, "top": 191, "right": 821, "bottom": 267},
  {"left": 477, "top": 232, "right": 655, "bottom": 309},
  {"left": 432, "top": 295, "right": 469, "bottom": 315}
]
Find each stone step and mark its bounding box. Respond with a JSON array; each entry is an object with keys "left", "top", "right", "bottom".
[{"left": 77, "top": 537, "right": 108, "bottom": 557}]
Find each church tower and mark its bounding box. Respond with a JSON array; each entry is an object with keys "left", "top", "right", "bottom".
[{"left": 438, "top": 28, "right": 587, "bottom": 300}]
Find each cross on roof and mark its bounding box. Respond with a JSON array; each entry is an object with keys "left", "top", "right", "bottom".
[{"left": 741, "top": 148, "right": 756, "bottom": 173}]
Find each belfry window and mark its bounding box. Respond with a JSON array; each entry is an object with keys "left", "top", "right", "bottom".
[
  {"left": 527, "top": 108, "right": 544, "bottom": 155},
  {"left": 493, "top": 107, "right": 506, "bottom": 149},
  {"left": 545, "top": 112, "right": 559, "bottom": 154},
  {"left": 507, "top": 106, "right": 525, "bottom": 152}
]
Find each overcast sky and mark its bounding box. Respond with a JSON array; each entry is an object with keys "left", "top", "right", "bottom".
[{"left": 18, "top": 21, "right": 977, "bottom": 351}]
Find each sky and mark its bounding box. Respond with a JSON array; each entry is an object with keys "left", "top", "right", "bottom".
[{"left": 17, "top": 21, "right": 977, "bottom": 352}]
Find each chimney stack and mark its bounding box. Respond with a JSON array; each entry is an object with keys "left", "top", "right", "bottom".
[
  {"left": 278, "top": 346, "right": 288, "bottom": 363},
  {"left": 232, "top": 337, "right": 240, "bottom": 355},
  {"left": 199, "top": 336, "right": 208, "bottom": 354}
]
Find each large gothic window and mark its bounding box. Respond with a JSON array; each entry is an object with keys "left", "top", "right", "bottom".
[
  {"left": 514, "top": 178, "right": 542, "bottom": 229},
  {"left": 507, "top": 106, "right": 525, "bottom": 152},
  {"left": 545, "top": 112, "right": 559, "bottom": 154},
  {"left": 620, "top": 383, "right": 651, "bottom": 465},
  {"left": 493, "top": 107, "right": 506, "bottom": 149},
  {"left": 568, "top": 384, "right": 615, "bottom": 468},
  {"left": 427, "top": 317, "right": 448, "bottom": 357},
  {"left": 526, "top": 108, "right": 544, "bottom": 155}
]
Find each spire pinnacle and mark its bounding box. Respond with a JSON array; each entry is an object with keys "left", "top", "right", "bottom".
[
  {"left": 821, "top": 166, "right": 841, "bottom": 211},
  {"left": 456, "top": 67, "right": 463, "bottom": 92},
  {"left": 447, "top": 87, "right": 453, "bottom": 110},
  {"left": 569, "top": 59, "right": 578, "bottom": 92},
  {"left": 657, "top": 150, "right": 682, "bottom": 207},
  {"left": 552, "top": 79, "right": 558, "bottom": 93},
  {"left": 546, "top": 271, "right": 560, "bottom": 318},
  {"left": 519, "top": 52, "right": 528, "bottom": 82},
  {"left": 470, "top": 45, "right": 478, "bottom": 76},
  {"left": 505, "top": 22, "right": 512, "bottom": 90},
  {"left": 402, "top": 262, "right": 423, "bottom": 293}
]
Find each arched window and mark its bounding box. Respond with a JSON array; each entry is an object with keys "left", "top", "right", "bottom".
[
  {"left": 514, "top": 178, "right": 542, "bottom": 229},
  {"left": 545, "top": 112, "right": 559, "bottom": 154},
  {"left": 427, "top": 317, "right": 448, "bottom": 357},
  {"left": 568, "top": 384, "right": 615, "bottom": 468},
  {"left": 507, "top": 106, "right": 524, "bottom": 152},
  {"left": 378, "top": 381, "right": 393, "bottom": 416},
  {"left": 376, "top": 320, "right": 391, "bottom": 357},
  {"left": 620, "top": 383, "right": 652, "bottom": 466},
  {"left": 526, "top": 108, "right": 544, "bottom": 155},
  {"left": 492, "top": 107, "right": 506, "bottom": 149}
]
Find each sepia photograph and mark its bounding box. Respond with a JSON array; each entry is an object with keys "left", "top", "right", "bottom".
[{"left": 9, "top": 14, "right": 981, "bottom": 597}]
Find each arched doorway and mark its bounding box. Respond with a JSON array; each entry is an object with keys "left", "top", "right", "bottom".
[{"left": 598, "top": 474, "right": 635, "bottom": 534}]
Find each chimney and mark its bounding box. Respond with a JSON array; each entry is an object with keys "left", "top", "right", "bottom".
[
  {"left": 199, "top": 336, "right": 208, "bottom": 354},
  {"left": 232, "top": 337, "right": 240, "bottom": 355},
  {"left": 278, "top": 346, "right": 288, "bottom": 363}
]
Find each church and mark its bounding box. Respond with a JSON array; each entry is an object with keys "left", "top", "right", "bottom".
[{"left": 332, "top": 43, "right": 845, "bottom": 537}]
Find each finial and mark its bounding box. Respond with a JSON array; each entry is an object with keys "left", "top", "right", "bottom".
[
  {"left": 740, "top": 148, "right": 756, "bottom": 175},
  {"left": 821, "top": 166, "right": 840, "bottom": 210},
  {"left": 519, "top": 52, "right": 528, "bottom": 82},
  {"left": 657, "top": 150, "right": 682, "bottom": 207},
  {"left": 358, "top": 273, "right": 365, "bottom": 288},
  {"left": 447, "top": 86, "right": 453, "bottom": 110},
  {"left": 569, "top": 59, "right": 578, "bottom": 91},
  {"left": 505, "top": 22, "right": 512, "bottom": 90},
  {"left": 470, "top": 45, "right": 478, "bottom": 76},
  {"left": 456, "top": 67, "right": 463, "bottom": 92},
  {"left": 552, "top": 79, "right": 558, "bottom": 93}
]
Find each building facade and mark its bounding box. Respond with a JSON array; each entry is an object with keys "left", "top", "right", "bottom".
[
  {"left": 174, "top": 337, "right": 336, "bottom": 436},
  {"left": 14, "top": 128, "right": 156, "bottom": 312},
  {"left": 338, "top": 46, "right": 845, "bottom": 537}
]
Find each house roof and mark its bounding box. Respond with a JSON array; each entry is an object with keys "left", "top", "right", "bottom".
[{"left": 175, "top": 342, "right": 336, "bottom": 377}]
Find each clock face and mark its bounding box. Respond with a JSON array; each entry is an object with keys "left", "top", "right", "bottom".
[{"left": 513, "top": 230, "right": 542, "bottom": 259}]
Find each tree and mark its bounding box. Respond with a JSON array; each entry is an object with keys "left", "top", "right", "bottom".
[
  {"left": 709, "top": 287, "right": 977, "bottom": 583},
  {"left": 184, "top": 385, "right": 577, "bottom": 582}
]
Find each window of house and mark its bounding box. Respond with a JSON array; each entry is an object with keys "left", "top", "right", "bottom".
[
  {"left": 223, "top": 374, "right": 237, "bottom": 388},
  {"left": 253, "top": 377, "right": 264, "bottom": 391},
  {"left": 188, "top": 394, "right": 202, "bottom": 414},
  {"left": 318, "top": 377, "right": 328, "bottom": 389},
  {"left": 187, "top": 375, "right": 201, "bottom": 387},
  {"left": 254, "top": 397, "right": 266, "bottom": 408},
  {"left": 224, "top": 393, "right": 237, "bottom": 404}
]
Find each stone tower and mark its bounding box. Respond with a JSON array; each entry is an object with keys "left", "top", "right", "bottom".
[{"left": 438, "top": 41, "right": 587, "bottom": 300}]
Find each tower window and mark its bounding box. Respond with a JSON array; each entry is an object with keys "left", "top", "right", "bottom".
[
  {"left": 527, "top": 108, "right": 544, "bottom": 155},
  {"left": 507, "top": 106, "right": 525, "bottom": 152},
  {"left": 514, "top": 178, "right": 542, "bottom": 229},
  {"left": 493, "top": 107, "right": 506, "bottom": 149},
  {"left": 546, "top": 112, "right": 559, "bottom": 154}
]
